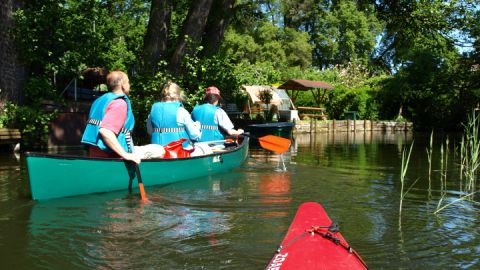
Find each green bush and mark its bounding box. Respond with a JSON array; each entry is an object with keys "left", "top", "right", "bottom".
[
  {"left": 14, "top": 106, "right": 57, "bottom": 149},
  {"left": 325, "top": 84, "right": 380, "bottom": 120},
  {"left": 0, "top": 102, "right": 16, "bottom": 128},
  {"left": 1, "top": 103, "right": 57, "bottom": 149},
  {"left": 24, "top": 76, "right": 60, "bottom": 104},
  {"left": 0, "top": 77, "right": 59, "bottom": 149}
]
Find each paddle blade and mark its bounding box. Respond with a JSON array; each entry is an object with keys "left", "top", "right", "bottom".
[
  {"left": 138, "top": 183, "right": 150, "bottom": 203},
  {"left": 258, "top": 135, "right": 291, "bottom": 154},
  {"left": 135, "top": 165, "right": 150, "bottom": 203}
]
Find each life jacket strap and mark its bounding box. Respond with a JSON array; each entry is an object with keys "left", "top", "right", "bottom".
[
  {"left": 87, "top": 118, "right": 102, "bottom": 126},
  {"left": 87, "top": 118, "right": 132, "bottom": 134},
  {"left": 153, "top": 127, "right": 186, "bottom": 133},
  {"left": 120, "top": 127, "right": 132, "bottom": 134},
  {"left": 201, "top": 124, "right": 219, "bottom": 130}
]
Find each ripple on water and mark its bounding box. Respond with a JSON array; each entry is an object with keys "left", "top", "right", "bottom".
[{"left": 3, "top": 133, "right": 480, "bottom": 269}]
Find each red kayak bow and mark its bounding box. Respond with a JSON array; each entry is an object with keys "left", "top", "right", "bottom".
[{"left": 266, "top": 202, "right": 368, "bottom": 270}]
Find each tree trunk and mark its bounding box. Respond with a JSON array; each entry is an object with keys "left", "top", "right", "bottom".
[
  {"left": 143, "top": 0, "right": 172, "bottom": 74},
  {"left": 169, "top": 0, "right": 214, "bottom": 75},
  {"left": 201, "top": 0, "right": 235, "bottom": 57},
  {"left": 0, "top": 0, "right": 26, "bottom": 105}
]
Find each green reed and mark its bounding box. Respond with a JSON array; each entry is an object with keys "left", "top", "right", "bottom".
[
  {"left": 459, "top": 137, "right": 464, "bottom": 185},
  {"left": 440, "top": 140, "right": 444, "bottom": 191},
  {"left": 434, "top": 191, "right": 479, "bottom": 214},
  {"left": 436, "top": 139, "right": 448, "bottom": 212},
  {"left": 443, "top": 138, "right": 449, "bottom": 192},
  {"left": 435, "top": 111, "right": 480, "bottom": 214},
  {"left": 399, "top": 141, "right": 414, "bottom": 216},
  {"left": 426, "top": 131, "right": 433, "bottom": 193},
  {"left": 460, "top": 111, "right": 480, "bottom": 197}
]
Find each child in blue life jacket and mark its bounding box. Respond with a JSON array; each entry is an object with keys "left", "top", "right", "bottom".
[
  {"left": 147, "top": 81, "right": 201, "bottom": 147},
  {"left": 191, "top": 86, "right": 244, "bottom": 142}
]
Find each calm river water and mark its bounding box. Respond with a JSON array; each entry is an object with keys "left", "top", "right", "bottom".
[{"left": 0, "top": 131, "right": 479, "bottom": 269}]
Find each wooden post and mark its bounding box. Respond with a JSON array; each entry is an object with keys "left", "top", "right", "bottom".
[
  {"left": 333, "top": 119, "right": 336, "bottom": 132},
  {"left": 310, "top": 118, "right": 313, "bottom": 133},
  {"left": 347, "top": 119, "right": 350, "bottom": 132}
]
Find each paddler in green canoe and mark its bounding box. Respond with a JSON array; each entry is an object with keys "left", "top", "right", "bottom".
[{"left": 81, "top": 71, "right": 141, "bottom": 164}]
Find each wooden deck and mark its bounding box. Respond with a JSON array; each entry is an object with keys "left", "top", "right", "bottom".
[
  {"left": 297, "top": 106, "right": 328, "bottom": 120},
  {"left": 0, "top": 128, "right": 21, "bottom": 145}
]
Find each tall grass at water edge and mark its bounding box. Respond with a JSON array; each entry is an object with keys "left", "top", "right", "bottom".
[
  {"left": 459, "top": 111, "right": 480, "bottom": 196},
  {"left": 400, "top": 111, "right": 480, "bottom": 215},
  {"left": 399, "top": 141, "right": 415, "bottom": 220}
]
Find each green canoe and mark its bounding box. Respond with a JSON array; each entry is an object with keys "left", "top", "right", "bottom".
[{"left": 26, "top": 138, "right": 249, "bottom": 201}]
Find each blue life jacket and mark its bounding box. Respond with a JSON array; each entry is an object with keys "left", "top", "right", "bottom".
[
  {"left": 81, "top": 92, "right": 135, "bottom": 153},
  {"left": 150, "top": 102, "right": 189, "bottom": 146},
  {"left": 192, "top": 103, "right": 224, "bottom": 142}
]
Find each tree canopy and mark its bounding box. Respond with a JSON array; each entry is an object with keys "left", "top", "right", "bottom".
[{"left": 1, "top": 0, "right": 479, "bottom": 132}]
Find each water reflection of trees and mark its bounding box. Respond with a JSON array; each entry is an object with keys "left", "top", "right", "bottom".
[{"left": 0, "top": 153, "right": 27, "bottom": 202}]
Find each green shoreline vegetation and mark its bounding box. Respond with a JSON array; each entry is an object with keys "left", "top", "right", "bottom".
[{"left": 0, "top": 1, "right": 479, "bottom": 148}]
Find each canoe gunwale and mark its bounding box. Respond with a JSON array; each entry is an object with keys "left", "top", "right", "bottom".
[{"left": 25, "top": 137, "right": 249, "bottom": 162}]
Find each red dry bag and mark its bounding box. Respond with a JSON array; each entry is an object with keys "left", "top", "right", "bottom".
[{"left": 163, "top": 138, "right": 194, "bottom": 159}]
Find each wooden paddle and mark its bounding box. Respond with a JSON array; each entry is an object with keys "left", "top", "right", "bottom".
[
  {"left": 135, "top": 164, "right": 149, "bottom": 203},
  {"left": 242, "top": 133, "right": 291, "bottom": 154}
]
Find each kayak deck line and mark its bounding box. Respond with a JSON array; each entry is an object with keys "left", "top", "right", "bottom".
[
  {"left": 276, "top": 223, "right": 340, "bottom": 252},
  {"left": 266, "top": 202, "right": 368, "bottom": 270}
]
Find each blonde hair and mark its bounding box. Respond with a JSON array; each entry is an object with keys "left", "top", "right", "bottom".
[{"left": 161, "top": 81, "right": 185, "bottom": 101}]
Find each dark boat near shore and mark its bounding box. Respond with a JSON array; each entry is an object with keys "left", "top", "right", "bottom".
[{"left": 246, "top": 122, "right": 295, "bottom": 140}]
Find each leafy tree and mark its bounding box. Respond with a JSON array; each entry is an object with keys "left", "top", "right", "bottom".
[
  {"left": 169, "top": 0, "right": 214, "bottom": 74},
  {"left": 143, "top": 0, "right": 172, "bottom": 74},
  {"left": 313, "top": 0, "right": 381, "bottom": 68},
  {"left": 373, "top": 0, "right": 475, "bottom": 72},
  {"left": 221, "top": 21, "right": 312, "bottom": 70},
  {"left": 201, "top": 0, "right": 236, "bottom": 57},
  {"left": 13, "top": 0, "right": 148, "bottom": 81}
]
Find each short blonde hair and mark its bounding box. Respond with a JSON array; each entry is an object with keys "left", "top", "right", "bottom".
[{"left": 161, "top": 81, "right": 185, "bottom": 101}]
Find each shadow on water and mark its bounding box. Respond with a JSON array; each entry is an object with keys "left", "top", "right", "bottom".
[{"left": 0, "top": 131, "right": 479, "bottom": 269}]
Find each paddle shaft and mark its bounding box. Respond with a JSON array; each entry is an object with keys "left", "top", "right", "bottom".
[
  {"left": 135, "top": 164, "right": 148, "bottom": 202},
  {"left": 195, "top": 140, "right": 227, "bottom": 145}
]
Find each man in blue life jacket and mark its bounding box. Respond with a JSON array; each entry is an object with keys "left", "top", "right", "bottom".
[
  {"left": 147, "top": 81, "right": 201, "bottom": 146},
  {"left": 192, "top": 86, "right": 244, "bottom": 142},
  {"left": 81, "top": 71, "right": 140, "bottom": 164}
]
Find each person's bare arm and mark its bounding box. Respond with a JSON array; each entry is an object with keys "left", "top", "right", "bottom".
[
  {"left": 99, "top": 128, "right": 141, "bottom": 164},
  {"left": 227, "top": 129, "right": 244, "bottom": 135}
]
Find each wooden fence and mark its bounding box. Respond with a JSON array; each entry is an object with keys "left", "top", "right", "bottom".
[{"left": 294, "top": 119, "right": 412, "bottom": 133}]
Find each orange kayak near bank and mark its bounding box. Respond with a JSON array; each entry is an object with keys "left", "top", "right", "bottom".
[{"left": 266, "top": 202, "right": 368, "bottom": 270}]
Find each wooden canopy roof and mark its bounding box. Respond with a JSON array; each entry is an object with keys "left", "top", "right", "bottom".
[
  {"left": 277, "top": 79, "right": 334, "bottom": 108},
  {"left": 277, "top": 79, "right": 333, "bottom": 91}
]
